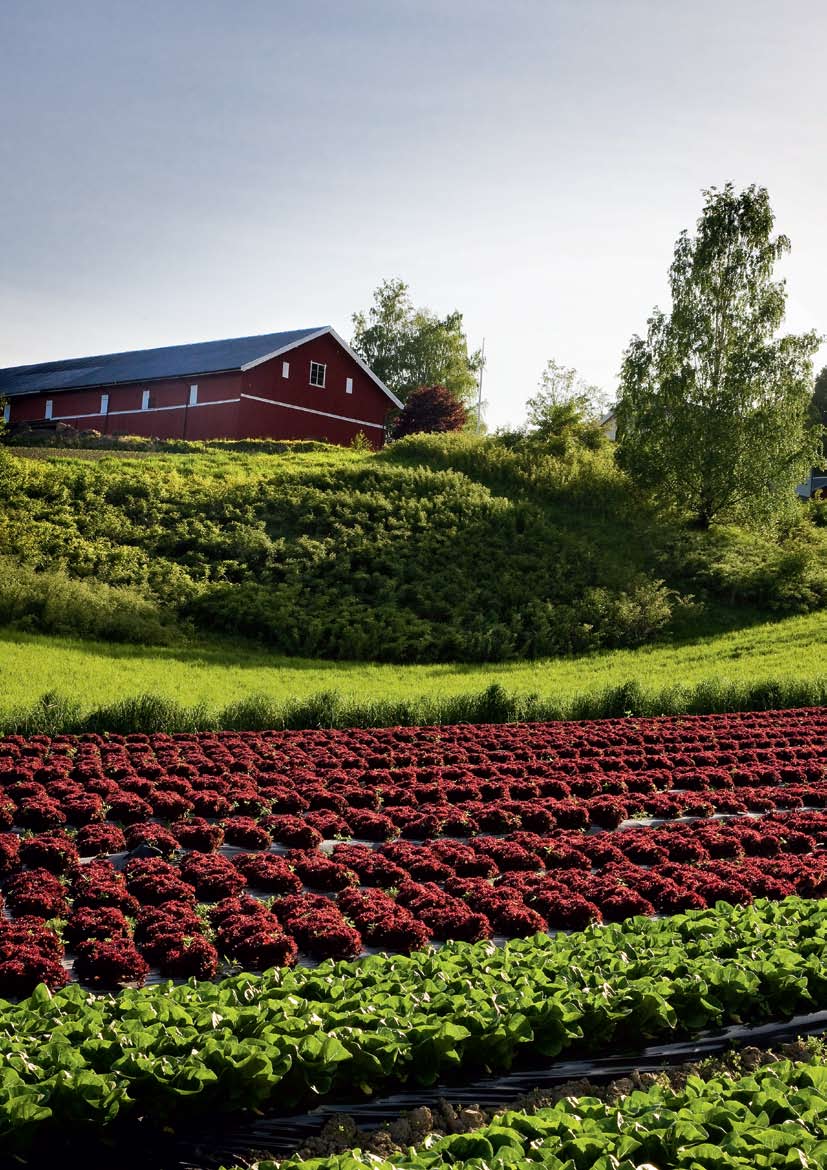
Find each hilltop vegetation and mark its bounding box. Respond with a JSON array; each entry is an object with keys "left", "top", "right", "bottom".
[{"left": 0, "top": 434, "right": 825, "bottom": 663}]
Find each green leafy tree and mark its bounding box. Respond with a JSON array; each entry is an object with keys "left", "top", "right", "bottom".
[
  {"left": 352, "top": 278, "right": 481, "bottom": 403},
  {"left": 814, "top": 366, "right": 827, "bottom": 413},
  {"left": 526, "top": 359, "right": 609, "bottom": 444},
  {"left": 812, "top": 366, "right": 827, "bottom": 459},
  {"left": 616, "top": 183, "right": 822, "bottom": 527}
]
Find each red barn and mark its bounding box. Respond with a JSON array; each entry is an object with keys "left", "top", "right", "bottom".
[{"left": 0, "top": 327, "right": 402, "bottom": 448}]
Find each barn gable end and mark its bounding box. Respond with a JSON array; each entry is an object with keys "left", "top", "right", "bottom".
[{"left": 238, "top": 331, "right": 398, "bottom": 448}]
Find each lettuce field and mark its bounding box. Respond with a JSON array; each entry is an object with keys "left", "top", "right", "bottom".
[{"left": 2, "top": 706, "right": 827, "bottom": 1165}]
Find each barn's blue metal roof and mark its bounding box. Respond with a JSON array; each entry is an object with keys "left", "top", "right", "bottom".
[{"left": 0, "top": 328, "right": 327, "bottom": 397}]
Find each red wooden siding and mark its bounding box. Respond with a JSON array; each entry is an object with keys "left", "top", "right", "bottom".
[
  {"left": 4, "top": 334, "right": 394, "bottom": 448},
  {"left": 239, "top": 334, "right": 391, "bottom": 449},
  {"left": 6, "top": 372, "right": 241, "bottom": 438}
]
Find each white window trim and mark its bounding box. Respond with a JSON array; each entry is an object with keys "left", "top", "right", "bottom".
[
  {"left": 45, "top": 400, "right": 53, "bottom": 420},
  {"left": 345, "top": 377, "right": 353, "bottom": 395},
  {"left": 189, "top": 384, "right": 198, "bottom": 406},
  {"left": 2, "top": 404, "right": 9, "bottom": 425},
  {"left": 100, "top": 393, "right": 109, "bottom": 415},
  {"left": 141, "top": 389, "right": 151, "bottom": 411},
  {"left": 282, "top": 361, "right": 290, "bottom": 378},
  {"left": 309, "top": 361, "right": 326, "bottom": 388}
]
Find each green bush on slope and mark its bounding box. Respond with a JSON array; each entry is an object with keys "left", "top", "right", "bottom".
[
  {"left": 0, "top": 437, "right": 824, "bottom": 661},
  {"left": 0, "top": 558, "right": 173, "bottom": 644}
]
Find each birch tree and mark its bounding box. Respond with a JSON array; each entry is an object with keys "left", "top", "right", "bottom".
[{"left": 616, "top": 184, "right": 822, "bottom": 527}]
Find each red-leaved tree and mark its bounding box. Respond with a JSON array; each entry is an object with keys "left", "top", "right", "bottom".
[{"left": 390, "top": 385, "right": 468, "bottom": 440}]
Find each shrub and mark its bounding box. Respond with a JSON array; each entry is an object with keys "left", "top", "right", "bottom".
[
  {"left": 1, "top": 432, "right": 824, "bottom": 663},
  {"left": 671, "top": 523, "right": 827, "bottom": 613},
  {"left": 390, "top": 385, "right": 468, "bottom": 439},
  {"left": 0, "top": 559, "right": 173, "bottom": 644}
]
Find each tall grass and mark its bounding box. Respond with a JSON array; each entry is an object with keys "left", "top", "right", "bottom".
[
  {"left": 3, "top": 677, "right": 826, "bottom": 736},
  {"left": 0, "top": 558, "right": 174, "bottom": 645}
]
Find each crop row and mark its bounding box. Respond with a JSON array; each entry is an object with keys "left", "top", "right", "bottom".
[
  {"left": 5, "top": 796, "right": 827, "bottom": 882},
  {"left": 233, "top": 1055, "right": 827, "bottom": 1170},
  {"left": 1, "top": 896, "right": 827, "bottom": 1153},
  {"left": 2, "top": 707, "right": 824, "bottom": 788},
  {"left": 11, "top": 847, "right": 827, "bottom": 995},
  {"left": 4, "top": 806, "right": 827, "bottom": 992},
  {"left": 3, "top": 757, "right": 827, "bottom": 840},
  {"left": 0, "top": 711, "right": 823, "bottom": 995}
]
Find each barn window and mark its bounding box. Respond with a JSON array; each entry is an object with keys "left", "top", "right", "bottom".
[
  {"left": 141, "top": 390, "right": 151, "bottom": 411},
  {"left": 189, "top": 384, "right": 198, "bottom": 406},
  {"left": 282, "top": 361, "right": 290, "bottom": 378},
  {"left": 100, "top": 393, "right": 109, "bottom": 414},
  {"left": 345, "top": 377, "right": 353, "bottom": 394},
  {"left": 309, "top": 361, "right": 326, "bottom": 388},
  {"left": 45, "top": 399, "right": 53, "bottom": 420},
  {"left": 2, "top": 404, "right": 9, "bottom": 425}
]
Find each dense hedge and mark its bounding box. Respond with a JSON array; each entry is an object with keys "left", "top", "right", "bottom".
[
  {"left": 0, "top": 437, "right": 825, "bottom": 662},
  {"left": 0, "top": 558, "right": 175, "bottom": 643},
  {"left": 5, "top": 431, "right": 334, "bottom": 456}
]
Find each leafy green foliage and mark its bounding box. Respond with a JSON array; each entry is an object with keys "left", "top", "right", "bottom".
[
  {"left": 617, "top": 183, "right": 823, "bottom": 526},
  {"left": 0, "top": 557, "right": 173, "bottom": 643},
  {"left": 4, "top": 431, "right": 334, "bottom": 455},
  {"left": 667, "top": 520, "right": 827, "bottom": 612},
  {"left": 812, "top": 364, "right": 827, "bottom": 462},
  {"left": 4, "top": 897, "right": 827, "bottom": 1152},
  {"left": 258, "top": 1056, "right": 827, "bottom": 1170},
  {"left": 813, "top": 365, "right": 827, "bottom": 423},
  {"left": 351, "top": 278, "right": 481, "bottom": 403},
  {"left": 0, "top": 436, "right": 825, "bottom": 661},
  {"left": 523, "top": 358, "right": 608, "bottom": 450},
  {"left": 0, "top": 442, "right": 675, "bottom": 662},
  {"left": 4, "top": 672, "right": 827, "bottom": 736}
]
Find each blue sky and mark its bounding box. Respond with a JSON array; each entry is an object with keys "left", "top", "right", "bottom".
[{"left": 1, "top": 0, "right": 825, "bottom": 429}]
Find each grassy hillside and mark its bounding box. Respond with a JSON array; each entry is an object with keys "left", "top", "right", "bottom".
[
  {"left": 1, "top": 434, "right": 826, "bottom": 664},
  {"left": 0, "top": 611, "right": 824, "bottom": 719}
]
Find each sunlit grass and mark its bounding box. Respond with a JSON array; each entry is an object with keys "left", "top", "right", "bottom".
[{"left": 0, "top": 610, "right": 824, "bottom": 718}]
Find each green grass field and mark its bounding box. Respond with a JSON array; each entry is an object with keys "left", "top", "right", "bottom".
[{"left": 1, "top": 610, "right": 824, "bottom": 719}]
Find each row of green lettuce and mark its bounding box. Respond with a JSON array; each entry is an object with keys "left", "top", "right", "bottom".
[
  {"left": 4, "top": 897, "right": 827, "bottom": 1151},
  {"left": 235, "top": 1054, "right": 827, "bottom": 1170}
]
